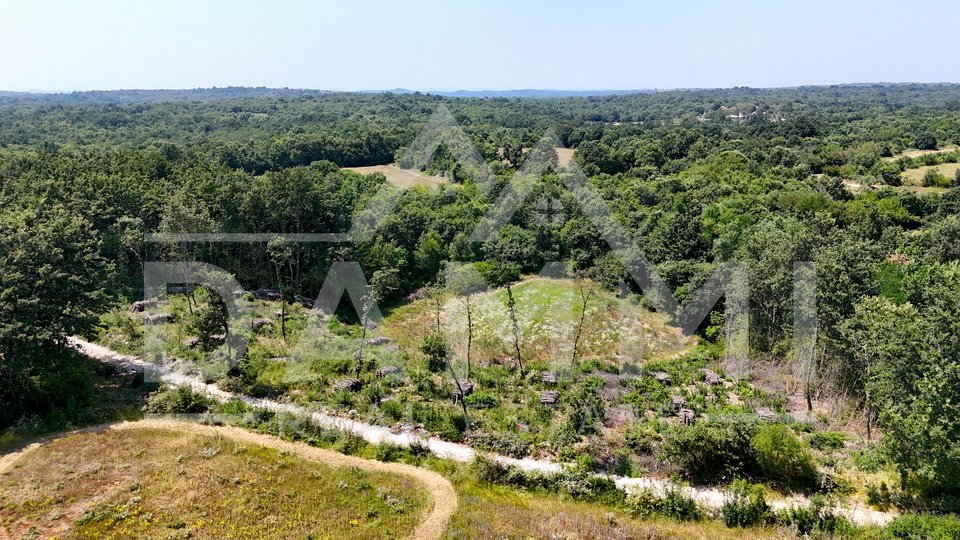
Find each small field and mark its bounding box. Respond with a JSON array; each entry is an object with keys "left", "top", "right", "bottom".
[
  {"left": 555, "top": 147, "right": 575, "bottom": 168},
  {"left": 444, "top": 480, "right": 790, "bottom": 540},
  {"left": 0, "top": 424, "right": 431, "bottom": 539},
  {"left": 386, "top": 277, "right": 695, "bottom": 369},
  {"left": 900, "top": 162, "right": 960, "bottom": 185},
  {"left": 882, "top": 146, "right": 958, "bottom": 161},
  {"left": 345, "top": 164, "right": 446, "bottom": 189}
]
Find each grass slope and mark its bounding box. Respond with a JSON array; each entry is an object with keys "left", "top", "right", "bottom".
[
  {"left": 386, "top": 277, "right": 695, "bottom": 369},
  {"left": 0, "top": 426, "right": 429, "bottom": 539}
]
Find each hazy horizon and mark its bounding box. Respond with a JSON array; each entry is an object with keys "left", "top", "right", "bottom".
[
  {"left": 7, "top": 82, "right": 960, "bottom": 96},
  {"left": 3, "top": 0, "right": 958, "bottom": 92}
]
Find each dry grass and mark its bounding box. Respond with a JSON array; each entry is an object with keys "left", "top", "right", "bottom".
[
  {"left": 444, "top": 481, "right": 794, "bottom": 540},
  {"left": 882, "top": 146, "right": 958, "bottom": 161},
  {"left": 0, "top": 426, "right": 430, "bottom": 539},
  {"left": 900, "top": 162, "right": 960, "bottom": 185},
  {"left": 345, "top": 164, "right": 446, "bottom": 189},
  {"left": 556, "top": 147, "right": 576, "bottom": 168}
]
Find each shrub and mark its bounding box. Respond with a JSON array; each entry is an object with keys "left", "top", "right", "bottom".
[
  {"left": 625, "top": 422, "right": 660, "bottom": 455},
  {"left": 659, "top": 488, "right": 702, "bottom": 521},
  {"left": 809, "top": 431, "right": 846, "bottom": 452},
  {"left": 463, "top": 391, "right": 499, "bottom": 409},
  {"left": 625, "top": 488, "right": 702, "bottom": 522},
  {"left": 379, "top": 399, "right": 404, "bottom": 422},
  {"left": 419, "top": 334, "right": 448, "bottom": 373},
  {"left": 923, "top": 168, "right": 949, "bottom": 187},
  {"left": 914, "top": 133, "right": 938, "bottom": 151},
  {"left": 143, "top": 387, "right": 213, "bottom": 414},
  {"left": 722, "top": 479, "right": 770, "bottom": 528},
  {"left": 751, "top": 424, "right": 816, "bottom": 489},
  {"left": 884, "top": 514, "right": 960, "bottom": 539},
  {"left": 867, "top": 481, "right": 895, "bottom": 510},
  {"left": 626, "top": 489, "right": 662, "bottom": 518},
  {"left": 555, "top": 468, "right": 626, "bottom": 506},
  {"left": 468, "top": 431, "right": 530, "bottom": 458},
  {"left": 659, "top": 421, "right": 757, "bottom": 484},
  {"left": 776, "top": 494, "right": 853, "bottom": 537},
  {"left": 470, "top": 455, "right": 511, "bottom": 485},
  {"left": 852, "top": 445, "right": 886, "bottom": 473}
]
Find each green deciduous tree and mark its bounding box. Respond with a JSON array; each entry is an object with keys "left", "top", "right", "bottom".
[{"left": 0, "top": 205, "right": 111, "bottom": 426}]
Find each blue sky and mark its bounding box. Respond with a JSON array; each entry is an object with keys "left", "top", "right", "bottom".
[{"left": 1, "top": 0, "right": 957, "bottom": 92}]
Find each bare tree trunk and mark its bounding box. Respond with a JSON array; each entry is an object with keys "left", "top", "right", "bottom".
[
  {"left": 506, "top": 284, "right": 523, "bottom": 375},
  {"left": 449, "top": 365, "right": 470, "bottom": 433},
  {"left": 465, "top": 297, "right": 473, "bottom": 380},
  {"left": 356, "top": 318, "right": 367, "bottom": 377},
  {"left": 572, "top": 280, "right": 593, "bottom": 367}
]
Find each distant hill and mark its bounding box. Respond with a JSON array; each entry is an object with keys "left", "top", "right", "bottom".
[
  {"left": 367, "top": 88, "right": 657, "bottom": 98},
  {"left": 0, "top": 87, "right": 332, "bottom": 103},
  {"left": 1, "top": 87, "right": 658, "bottom": 103}
]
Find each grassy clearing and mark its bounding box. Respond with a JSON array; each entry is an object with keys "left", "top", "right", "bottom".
[
  {"left": 345, "top": 164, "right": 446, "bottom": 189},
  {"left": 386, "top": 277, "right": 695, "bottom": 369},
  {"left": 555, "top": 147, "right": 576, "bottom": 168},
  {"left": 0, "top": 427, "right": 429, "bottom": 539},
  {"left": 443, "top": 478, "right": 791, "bottom": 540},
  {"left": 882, "top": 146, "right": 958, "bottom": 161},
  {"left": 900, "top": 162, "right": 960, "bottom": 185}
]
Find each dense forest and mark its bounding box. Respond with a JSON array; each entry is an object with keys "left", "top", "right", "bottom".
[{"left": 2, "top": 84, "right": 960, "bottom": 522}]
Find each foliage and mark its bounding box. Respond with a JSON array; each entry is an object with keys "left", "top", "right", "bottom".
[
  {"left": 659, "top": 421, "right": 757, "bottom": 484},
  {"left": 883, "top": 514, "right": 960, "bottom": 540},
  {"left": 658, "top": 488, "right": 704, "bottom": 522},
  {"left": 419, "top": 333, "right": 448, "bottom": 373},
  {"left": 143, "top": 386, "right": 215, "bottom": 414},
  {"left": 809, "top": 431, "right": 846, "bottom": 452},
  {"left": 751, "top": 424, "right": 817, "bottom": 490},
  {"left": 721, "top": 479, "right": 770, "bottom": 528},
  {"left": 5, "top": 85, "right": 960, "bottom": 510}
]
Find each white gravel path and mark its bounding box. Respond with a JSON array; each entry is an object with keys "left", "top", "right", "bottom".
[{"left": 68, "top": 336, "right": 896, "bottom": 526}]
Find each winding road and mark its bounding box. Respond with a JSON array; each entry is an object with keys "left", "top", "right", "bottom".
[{"left": 66, "top": 336, "right": 897, "bottom": 527}]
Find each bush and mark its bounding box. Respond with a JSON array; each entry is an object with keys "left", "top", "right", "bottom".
[
  {"left": 659, "top": 488, "right": 702, "bottom": 522},
  {"left": 555, "top": 467, "right": 626, "bottom": 506},
  {"left": 722, "top": 479, "right": 770, "bottom": 528},
  {"left": 659, "top": 421, "right": 757, "bottom": 484},
  {"left": 853, "top": 445, "right": 886, "bottom": 473},
  {"left": 775, "top": 494, "right": 853, "bottom": 537},
  {"left": 626, "top": 489, "right": 662, "bottom": 518},
  {"left": 809, "top": 431, "right": 846, "bottom": 452},
  {"left": 914, "top": 133, "right": 938, "bottom": 151},
  {"left": 143, "top": 386, "right": 214, "bottom": 414},
  {"left": 625, "top": 488, "right": 702, "bottom": 522},
  {"left": 751, "top": 424, "right": 816, "bottom": 489},
  {"left": 884, "top": 514, "right": 960, "bottom": 539},
  {"left": 379, "top": 399, "right": 405, "bottom": 422},
  {"left": 470, "top": 455, "right": 511, "bottom": 485},
  {"left": 470, "top": 458, "right": 625, "bottom": 506},
  {"left": 923, "top": 168, "right": 948, "bottom": 187},
  {"left": 625, "top": 422, "right": 660, "bottom": 455},
  {"left": 468, "top": 431, "right": 530, "bottom": 458},
  {"left": 867, "top": 481, "right": 896, "bottom": 510},
  {"left": 463, "top": 391, "right": 498, "bottom": 409}
]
